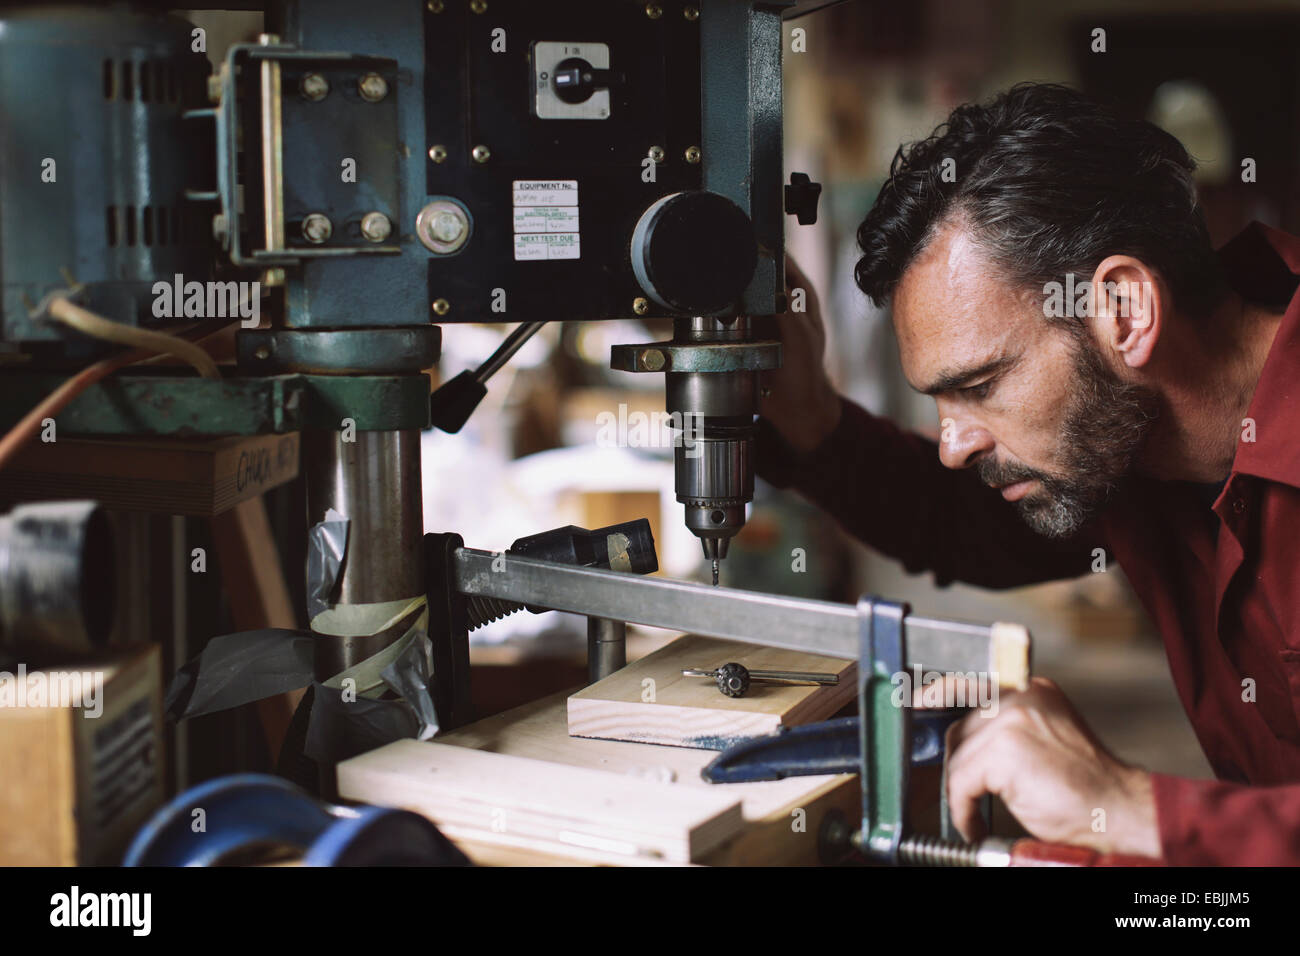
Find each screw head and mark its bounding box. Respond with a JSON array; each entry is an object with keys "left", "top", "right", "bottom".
[
  {"left": 472, "top": 144, "right": 491, "bottom": 163},
  {"left": 470, "top": 0, "right": 487, "bottom": 12},
  {"left": 647, "top": 145, "right": 665, "bottom": 163},
  {"left": 633, "top": 297, "right": 649, "bottom": 315},
  {"left": 427, "top": 0, "right": 444, "bottom": 10},
  {"left": 431, "top": 298, "right": 451, "bottom": 316},
  {"left": 432, "top": 211, "right": 464, "bottom": 243},
  {"left": 684, "top": 5, "right": 699, "bottom": 20},
  {"left": 640, "top": 348, "right": 665, "bottom": 371},
  {"left": 302, "top": 213, "right": 332, "bottom": 244},
  {"left": 360, "top": 212, "right": 392, "bottom": 242},
  {"left": 358, "top": 72, "right": 388, "bottom": 102},
  {"left": 299, "top": 73, "right": 329, "bottom": 101},
  {"left": 645, "top": 3, "right": 663, "bottom": 19},
  {"left": 428, "top": 144, "right": 448, "bottom": 163},
  {"left": 685, "top": 145, "right": 701, "bottom": 164},
  {"left": 254, "top": 346, "right": 271, "bottom": 360}
]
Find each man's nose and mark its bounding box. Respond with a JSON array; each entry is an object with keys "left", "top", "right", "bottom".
[{"left": 937, "top": 412, "right": 994, "bottom": 470}]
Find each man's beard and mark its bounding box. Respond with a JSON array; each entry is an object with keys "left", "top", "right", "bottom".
[{"left": 976, "top": 337, "right": 1159, "bottom": 538}]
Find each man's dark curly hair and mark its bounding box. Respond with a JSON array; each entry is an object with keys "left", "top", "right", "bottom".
[{"left": 854, "top": 83, "right": 1228, "bottom": 318}]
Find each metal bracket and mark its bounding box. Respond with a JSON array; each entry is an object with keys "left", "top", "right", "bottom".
[
  {"left": 211, "top": 40, "right": 401, "bottom": 266},
  {"left": 858, "top": 596, "right": 909, "bottom": 863}
]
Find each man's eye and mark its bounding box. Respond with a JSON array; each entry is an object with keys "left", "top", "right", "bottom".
[{"left": 963, "top": 380, "right": 994, "bottom": 399}]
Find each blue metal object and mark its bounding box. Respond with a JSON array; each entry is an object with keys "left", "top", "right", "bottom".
[
  {"left": 701, "top": 709, "right": 963, "bottom": 784},
  {"left": 123, "top": 773, "right": 470, "bottom": 867},
  {"left": 0, "top": 6, "right": 213, "bottom": 350}
]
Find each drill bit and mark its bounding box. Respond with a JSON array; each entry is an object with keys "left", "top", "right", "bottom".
[{"left": 712, "top": 559, "right": 719, "bottom": 586}]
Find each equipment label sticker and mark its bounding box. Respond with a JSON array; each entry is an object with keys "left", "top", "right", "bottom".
[
  {"left": 512, "top": 180, "right": 579, "bottom": 206},
  {"left": 513, "top": 180, "right": 580, "bottom": 260},
  {"left": 514, "top": 232, "right": 581, "bottom": 260},
  {"left": 514, "top": 206, "right": 580, "bottom": 233}
]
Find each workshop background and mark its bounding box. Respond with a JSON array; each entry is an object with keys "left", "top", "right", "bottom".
[{"left": 40, "top": 0, "right": 1300, "bottom": 796}]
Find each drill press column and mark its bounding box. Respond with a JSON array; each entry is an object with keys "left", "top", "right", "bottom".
[{"left": 304, "top": 428, "right": 425, "bottom": 680}]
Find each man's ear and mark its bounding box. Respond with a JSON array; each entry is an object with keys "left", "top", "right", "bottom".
[{"left": 1088, "top": 256, "right": 1164, "bottom": 369}]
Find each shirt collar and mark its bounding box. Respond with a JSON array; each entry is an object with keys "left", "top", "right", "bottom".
[{"left": 1227, "top": 223, "right": 1300, "bottom": 488}]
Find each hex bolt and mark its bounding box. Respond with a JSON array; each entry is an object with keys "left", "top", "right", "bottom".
[
  {"left": 685, "top": 145, "right": 701, "bottom": 164},
  {"left": 633, "top": 297, "right": 649, "bottom": 315},
  {"left": 428, "top": 144, "right": 448, "bottom": 164},
  {"left": 431, "top": 298, "right": 451, "bottom": 316},
  {"left": 302, "top": 213, "right": 332, "bottom": 244},
  {"left": 431, "top": 211, "right": 464, "bottom": 243},
  {"left": 299, "top": 73, "right": 329, "bottom": 101},
  {"left": 361, "top": 212, "right": 392, "bottom": 242},
  {"left": 472, "top": 144, "right": 491, "bottom": 164},
  {"left": 647, "top": 145, "right": 665, "bottom": 164},
  {"left": 358, "top": 72, "right": 388, "bottom": 102},
  {"left": 640, "top": 349, "right": 665, "bottom": 371}
]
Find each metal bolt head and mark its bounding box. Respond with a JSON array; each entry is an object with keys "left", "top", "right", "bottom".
[
  {"left": 684, "top": 5, "right": 699, "bottom": 20},
  {"left": 645, "top": 3, "right": 663, "bottom": 19},
  {"left": 685, "top": 145, "right": 701, "bottom": 164},
  {"left": 470, "top": 0, "right": 487, "bottom": 12},
  {"left": 428, "top": 144, "right": 448, "bottom": 164},
  {"left": 640, "top": 348, "right": 665, "bottom": 371},
  {"left": 472, "top": 144, "right": 491, "bottom": 164},
  {"left": 206, "top": 73, "right": 223, "bottom": 105},
  {"left": 302, "top": 213, "right": 333, "bottom": 244},
  {"left": 647, "top": 145, "right": 665, "bottom": 163},
  {"left": 254, "top": 346, "right": 271, "bottom": 360},
  {"left": 427, "top": 0, "right": 444, "bottom": 10},
  {"left": 432, "top": 211, "right": 464, "bottom": 243},
  {"left": 358, "top": 72, "right": 388, "bottom": 102},
  {"left": 360, "top": 212, "right": 392, "bottom": 242},
  {"left": 417, "top": 200, "right": 471, "bottom": 255},
  {"left": 212, "top": 213, "right": 228, "bottom": 242},
  {"left": 300, "top": 73, "right": 329, "bottom": 101},
  {"left": 431, "top": 298, "right": 451, "bottom": 316},
  {"left": 258, "top": 33, "right": 280, "bottom": 46},
  {"left": 633, "top": 297, "right": 649, "bottom": 315}
]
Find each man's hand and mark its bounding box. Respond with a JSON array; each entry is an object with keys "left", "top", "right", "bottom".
[
  {"left": 756, "top": 255, "right": 843, "bottom": 453},
  {"left": 945, "top": 677, "right": 1161, "bottom": 858}
]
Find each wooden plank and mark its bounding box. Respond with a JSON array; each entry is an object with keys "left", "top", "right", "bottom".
[
  {"left": 567, "top": 634, "right": 856, "bottom": 748},
  {"left": 0, "top": 432, "right": 299, "bottom": 516},
  {"left": 433, "top": 689, "right": 858, "bottom": 866},
  {"left": 337, "top": 740, "right": 746, "bottom": 864}
]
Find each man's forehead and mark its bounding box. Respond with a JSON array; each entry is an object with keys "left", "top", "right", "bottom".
[{"left": 892, "top": 222, "right": 1027, "bottom": 389}]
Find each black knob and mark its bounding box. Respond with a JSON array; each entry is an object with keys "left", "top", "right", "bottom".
[
  {"left": 553, "top": 57, "right": 617, "bottom": 104},
  {"left": 716, "top": 662, "right": 751, "bottom": 698},
  {"left": 631, "top": 191, "right": 758, "bottom": 314},
  {"left": 784, "top": 172, "right": 823, "bottom": 226}
]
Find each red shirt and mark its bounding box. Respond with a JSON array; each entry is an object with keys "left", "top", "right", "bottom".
[{"left": 757, "top": 222, "right": 1300, "bottom": 865}]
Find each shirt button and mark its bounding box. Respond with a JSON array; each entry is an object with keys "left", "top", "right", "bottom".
[{"left": 1233, "top": 498, "right": 1246, "bottom": 515}]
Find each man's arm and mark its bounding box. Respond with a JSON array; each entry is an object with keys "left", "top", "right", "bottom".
[{"left": 1152, "top": 774, "right": 1300, "bottom": 865}]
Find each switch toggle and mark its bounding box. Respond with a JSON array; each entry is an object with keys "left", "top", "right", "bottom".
[
  {"left": 532, "top": 41, "right": 612, "bottom": 120},
  {"left": 553, "top": 58, "right": 620, "bottom": 104}
]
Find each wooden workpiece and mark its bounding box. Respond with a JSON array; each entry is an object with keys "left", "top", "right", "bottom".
[
  {"left": 337, "top": 689, "right": 859, "bottom": 866},
  {"left": 567, "top": 634, "right": 857, "bottom": 748}
]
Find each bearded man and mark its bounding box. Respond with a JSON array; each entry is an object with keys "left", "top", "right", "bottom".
[{"left": 758, "top": 82, "right": 1300, "bottom": 865}]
